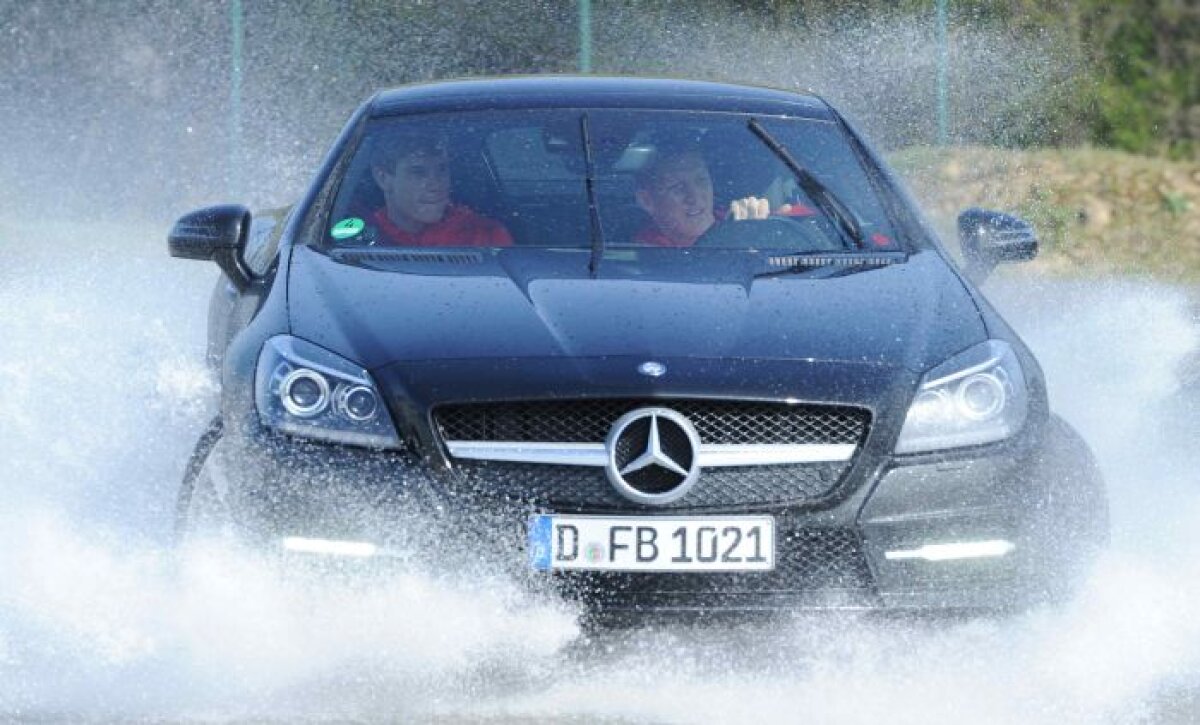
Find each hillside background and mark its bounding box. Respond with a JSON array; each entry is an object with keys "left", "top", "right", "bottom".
[{"left": 1, "top": 0, "right": 1197, "bottom": 278}]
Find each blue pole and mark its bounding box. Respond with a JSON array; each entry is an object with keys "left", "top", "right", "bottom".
[
  {"left": 230, "top": 0, "right": 244, "bottom": 198},
  {"left": 579, "top": 0, "right": 592, "bottom": 73},
  {"left": 936, "top": 0, "right": 948, "bottom": 145}
]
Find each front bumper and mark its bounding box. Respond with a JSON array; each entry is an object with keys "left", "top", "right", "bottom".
[{"left": 206, "top": 414, "right": 1106, "bottom": 614}]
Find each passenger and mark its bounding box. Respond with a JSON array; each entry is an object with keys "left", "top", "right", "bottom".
[
  {"left": 633, "top": 146, "right": 809, "bottom": 247},
  {"left": 369, "top": 132, "right": 512, "bottom": 247}
]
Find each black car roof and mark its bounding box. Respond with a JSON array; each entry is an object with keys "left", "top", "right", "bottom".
[{"left": 369, "top": 76, "right": 835, "bottom": 120}]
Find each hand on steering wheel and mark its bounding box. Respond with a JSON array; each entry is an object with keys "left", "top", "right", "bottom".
[
  {"left": 695, "top": 197, "right": 844, "bottom": 251},
  {"left": 728, "top": 196, "right": 770, "bottom": 221}
]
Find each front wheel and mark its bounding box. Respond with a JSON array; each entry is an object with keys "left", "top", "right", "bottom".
[
  {"left": 174, "top": 417, "right": 237, "bottom": 546},
  {"left": 1026, "top": 414, "right": 1109, "bottom": 604}
]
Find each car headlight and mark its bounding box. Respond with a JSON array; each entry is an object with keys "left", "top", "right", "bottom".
[
  {"left": 894, "top": 340, "right": 1029, "bottom": 454},
  {"left": 255, "top": 336, "right": 402, "bottom": 449}
]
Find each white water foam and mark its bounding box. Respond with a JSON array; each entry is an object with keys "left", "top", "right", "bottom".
[{"left": 0, "top": 224, "right": 579, "bottom": 721}]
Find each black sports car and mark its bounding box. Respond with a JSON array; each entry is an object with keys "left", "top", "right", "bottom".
[{"left": 169, "top": 77, "right": 1107, "bottom": 616}]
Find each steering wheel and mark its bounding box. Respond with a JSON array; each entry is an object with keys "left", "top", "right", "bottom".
[{"left": 692, "top": 216, "right": 844, "bottom": 251}]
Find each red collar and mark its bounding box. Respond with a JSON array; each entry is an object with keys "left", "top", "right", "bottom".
[{"left": 371, "top": 207, "right": 456, "bottom": 245}]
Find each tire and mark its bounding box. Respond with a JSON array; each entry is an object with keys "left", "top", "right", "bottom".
[
  {"left": 174, "top": 416, "right": 235, "bottom": 546},
  {"left": 1028, "top": 414, "right": 1109, "bottom": 603}
]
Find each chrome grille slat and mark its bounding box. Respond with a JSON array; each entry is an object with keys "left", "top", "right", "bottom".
[{"left": 444, "top": 441, "right": 856, "bottom": 467}]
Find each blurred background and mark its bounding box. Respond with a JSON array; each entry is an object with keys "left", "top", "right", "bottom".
[{"left": 1, "top": 0, "right": 1197, "bottom": 280}]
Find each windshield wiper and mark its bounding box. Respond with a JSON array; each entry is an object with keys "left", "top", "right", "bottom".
[
  {"left": 747, "top": 118, "right": 865, "bottom": 249},
  {"left": 581, "top": 114, "right": 606, "bottom": 277}
]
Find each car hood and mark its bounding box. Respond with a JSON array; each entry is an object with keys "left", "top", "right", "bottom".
[{"left": 287, "top": 246, "right": 986, "bottom": 374}]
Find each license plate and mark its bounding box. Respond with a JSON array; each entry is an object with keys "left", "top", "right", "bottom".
[{"left": 528, "top": 515, "right": 775, "bottom": 572}]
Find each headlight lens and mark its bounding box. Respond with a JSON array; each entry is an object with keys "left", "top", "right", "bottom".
[
  {"left": 255, "top": 336, "right": 402, "bottom": 449},
  {"left": 338, "top": 385, "right": 380, "bottom": 422},
  {"left": 279, "top": 369, "right": 330, "bottom": 417},
  {"left": 894, "top": 340, "right": 1028, "bottom": 453}
]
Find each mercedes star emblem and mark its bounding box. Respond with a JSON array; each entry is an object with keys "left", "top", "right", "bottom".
[{"left": 604, "top": 407, "right": 701, "bottom": 505}]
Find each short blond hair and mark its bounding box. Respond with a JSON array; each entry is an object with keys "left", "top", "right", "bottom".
[{"left": 634, "top": 144, "right": 706, "bottom": 191}]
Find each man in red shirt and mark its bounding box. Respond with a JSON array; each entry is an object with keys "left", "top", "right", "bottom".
[
  {"left": 633, "top": 147, "right": 811, "bottom": 247},
  {"left": 633, "top": 149, "right": 717, "bottom": 247},
  {"left": 370, "top": 133, "right": 512, "bottom": 247}
]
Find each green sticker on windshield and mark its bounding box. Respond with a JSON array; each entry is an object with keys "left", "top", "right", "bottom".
[{"left": 331, "top": 217, "right": 365, "bottom": 240}]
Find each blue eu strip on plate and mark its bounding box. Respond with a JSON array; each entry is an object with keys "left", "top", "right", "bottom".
[{"left": 528, "top": 514, "right": 553, "bottom": 571}]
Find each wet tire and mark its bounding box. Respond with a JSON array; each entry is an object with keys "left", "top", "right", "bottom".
[
  {"left": 174, "top": 416, "right": 235, "bottom": 546},
  {"left": 1026, "top": 414, "right": 1109, "bottom": 605}
]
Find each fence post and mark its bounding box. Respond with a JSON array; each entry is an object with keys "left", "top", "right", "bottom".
[
  {"left": 579, "top": 0, "right": 592, "bottom": 73},
  {"left": 229, "top": 0, "right": 244, "bottom": 198},
  {"left": 936, "top": 0, "right": 948, "bottom": 145}
]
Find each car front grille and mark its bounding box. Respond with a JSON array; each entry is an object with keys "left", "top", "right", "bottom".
[{"left": 434, "top": 399, "right": 869, "bottom": 510}]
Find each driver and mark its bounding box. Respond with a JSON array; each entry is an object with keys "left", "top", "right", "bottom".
[
  {"left": 633, "top": 147, "right": 781, "bottom": 247},
  {"left": 369, "top": 131, "right": 512, "bottom": 247}
]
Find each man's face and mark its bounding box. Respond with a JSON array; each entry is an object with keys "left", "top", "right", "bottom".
[
  {"left": 636, "top": 152, "right": 715, "bottom": 243},
  {"left": 373, "top": 149, "right": 451, "bottom": 232}
]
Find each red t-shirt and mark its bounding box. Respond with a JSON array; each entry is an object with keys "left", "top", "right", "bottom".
[
  {"left": 633, "top": 203, "right": 815, "bottom": 247},
  {"left": 371, "top": 205, "right": 513, "bottom": 247}
]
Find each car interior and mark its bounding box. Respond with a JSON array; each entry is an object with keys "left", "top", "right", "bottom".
[
  {"left": 325, "top": 114, "right": 881, "bottom": 253},
  {"left": 328, "top": 119, "right": 790, "bottom": 248}
]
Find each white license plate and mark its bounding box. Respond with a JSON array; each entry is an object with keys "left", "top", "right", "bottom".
[{"left": 528, "top": 515, "right": 775, "bottom": 572}]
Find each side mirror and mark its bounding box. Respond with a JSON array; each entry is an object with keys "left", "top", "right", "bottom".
[
  {"left": 957, "top": 208, "right": 1038, "bottom": 281},
  {"left": 168, "top": 204, "right": 254, "bottom": 291}
]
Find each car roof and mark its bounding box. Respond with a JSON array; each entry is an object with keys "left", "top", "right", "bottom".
[{"left": 369, "top": 76, "right": 835, "bottom": 120}]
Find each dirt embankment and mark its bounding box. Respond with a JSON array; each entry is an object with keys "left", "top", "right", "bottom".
[{"left": 893, "top": 146, "right": 1200, "bottom": 283}]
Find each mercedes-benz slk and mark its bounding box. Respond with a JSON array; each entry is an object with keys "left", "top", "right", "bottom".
[{"left": 168, "top": 77, "right": 1107, "bottom": 617}]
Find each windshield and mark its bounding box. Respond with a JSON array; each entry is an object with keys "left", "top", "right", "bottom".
[{"left": 322, "top": 109, "right": 899, "bottom": 252}]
